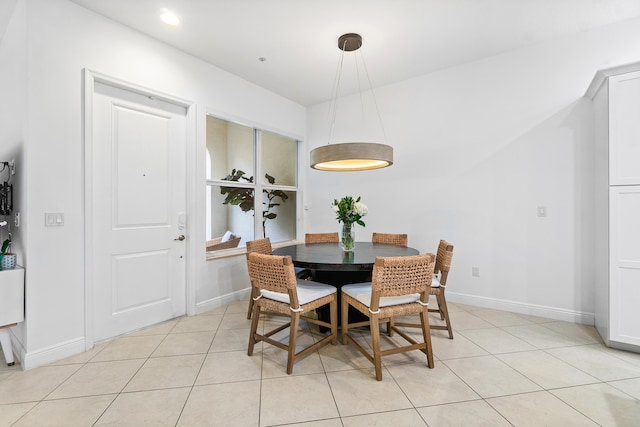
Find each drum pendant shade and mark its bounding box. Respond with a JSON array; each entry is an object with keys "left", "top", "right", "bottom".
[{"left": 310, "top": 143, "right": 392, "bottom": 171}]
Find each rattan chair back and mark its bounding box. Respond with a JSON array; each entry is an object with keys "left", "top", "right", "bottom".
[
  {"left": 245, "top": 238, "right": 273, "bottom": 319},
  {"left": 434, "top": 240, "right": 454, "bottom": 286},
  {"left": 247, "top": 252, "right": 300, "bottom": 309},
  {"left": 371, "top": 232, "right": 408, "bottom": 247},
  {"left": 305, "top": 232, "right": 339, "bottom": 244},
  {"left": 369, "top": 254, "right": 434, "bottom": 311},
  {"left": 246, "top": 237, "right": 273, "bottom": 256}
]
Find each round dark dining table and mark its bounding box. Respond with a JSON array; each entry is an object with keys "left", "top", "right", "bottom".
[{"left": 273, "top": 241, "right": 420, "bottom": 284}]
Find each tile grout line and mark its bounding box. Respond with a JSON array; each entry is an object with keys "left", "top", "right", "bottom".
[
  {"left": 91, "top": 330, "right": 170, "bottom": 425},
  {"left": 172, "top": 312, "right": 224, "bottom": 426}
]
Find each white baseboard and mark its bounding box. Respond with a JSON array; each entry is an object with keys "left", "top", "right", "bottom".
[
  {"left": 608, "top": 339, "right": 640, "bottom": 353},
  {"left": 21, "top": 337, "right": 86, "bottom": 370},
  {"left": 195, "top": 288, "right": 251, "bottom": 315},
  {"left": 446, "top": 292, "right": 595, "bottom": 325}
]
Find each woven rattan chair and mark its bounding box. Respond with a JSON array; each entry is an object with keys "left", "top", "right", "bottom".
[
  {"left": 391, "top": 240, "right": 455, "bottom": 339},
  {"left": 341, "top": 253, "right": 436, "bottom": 380},
  {"left": 245, "top": 238, "right": 311, "bottom": 319},
  {"left": 305, "top": 232, "right": 339, "bottom": 244},
  {"left": 247, "top": 252, "right": 338, "bottom": 374},
  {"left": 371, "top": 232, "right": 408, "bottom": 247},
  {"left": 245, "top": 238, "right": 274, "bottom": 319}
]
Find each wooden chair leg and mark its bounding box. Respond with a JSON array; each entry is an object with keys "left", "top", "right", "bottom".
[
  {"left": 330, "top": 299, "right": 338, "bottom": 345},
  {"left": 286, "top": 311, "right": 301, "bottom": 374},
  {"left": 431, "top": 293, "right": 444, "bottom": 320},
  {"left": 246, "top": 298, "right": 253, "bottom": 320},
  {"left": 247, "top": 287, "right": 259, "bottom": 320},
  {"left": 387, "top": 317, "right": 395, "bottom": 337},
  {"left": 370, "top": 314, "right": 383, "bottom": 381},
  {"left": 247, "top": 303, "right": 261, "bottom": 356},
  {"left": 437, "top": 292, "right": 454, "bottom": 339},
  {"left": 419, "top": 309, "right": 434, "bottom": 368},
  {"left": 341, "top": 297, "right": 349, "bottom": 344}
]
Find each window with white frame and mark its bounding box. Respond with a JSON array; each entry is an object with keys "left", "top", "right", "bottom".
[{"left": 205, "top": 115, "right": 298, "bottom": 253}]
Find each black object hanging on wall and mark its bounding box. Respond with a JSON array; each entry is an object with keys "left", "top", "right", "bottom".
[{"left": 0, "top": 162, "right": 13, "bottom": 215}]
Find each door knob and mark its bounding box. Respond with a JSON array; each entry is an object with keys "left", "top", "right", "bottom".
[{"left": 174, "top": 235, "right": 186, "bottom": 241}]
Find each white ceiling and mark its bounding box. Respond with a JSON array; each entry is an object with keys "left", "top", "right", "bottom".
[{"left": 17, "top": 1, "right": 640, "bottom": 106}]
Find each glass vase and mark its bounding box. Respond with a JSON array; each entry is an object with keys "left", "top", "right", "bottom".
[{"left": 341, "top": 222, "right": 355, "bottom": 252}]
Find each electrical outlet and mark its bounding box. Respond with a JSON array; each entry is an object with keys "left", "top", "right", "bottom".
[
  {"left": 14, "top": 212, "right": 20, "bottom": 227},
  {"left": 537, "top": 206, "right": 547, "bottom": 217},
  {"left": 472, "top": 266, "right": 480, "bottom": 277}
]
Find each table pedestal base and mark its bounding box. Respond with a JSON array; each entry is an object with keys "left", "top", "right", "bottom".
[{"left": 311, "top": 270, "right": 371, "bottom": 332}]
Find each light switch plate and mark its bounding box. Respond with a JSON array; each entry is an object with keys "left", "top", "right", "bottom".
[{"left": 45, "top": 212, "right": 64, "bottom": 227}]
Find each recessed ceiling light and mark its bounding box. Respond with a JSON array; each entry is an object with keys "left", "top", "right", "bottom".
[{"left": 160, "top": 9, "right": 180, "bottom": 26}]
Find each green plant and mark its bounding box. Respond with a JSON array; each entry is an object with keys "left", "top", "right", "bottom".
[
  {"left": 1, "top": 238, "right": 10, "bottom": 254},
  {"left": 220, "top": 169, "right": 289, "bottom": 236},
  {"left": 332, "top": 196, "right": 367, "bottom": 227},
  {"left": 0, "top": 236, "right": 10, "bottom": 267}
]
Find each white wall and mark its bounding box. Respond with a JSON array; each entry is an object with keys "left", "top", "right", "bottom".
[
  {"left": 19, "top": 0, "right": 305, "bottom": 368},
  {"left": 306, "top": 16, "right": 640, "bottom": 323}
]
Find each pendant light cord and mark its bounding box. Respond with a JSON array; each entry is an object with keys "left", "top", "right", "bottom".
[
  {"left": 327, "top": 38, "right": 348, "bottom": 145},
  {"left": 359, "top": 48, "right": 388, "bottom": 143},
  {"left": 326, "top": 37, "right": 388, "bottom": 145}
]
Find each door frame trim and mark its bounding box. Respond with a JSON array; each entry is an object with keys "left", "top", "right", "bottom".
[{"left": 82, "top": 69, "right": 197, "bottom": 349}]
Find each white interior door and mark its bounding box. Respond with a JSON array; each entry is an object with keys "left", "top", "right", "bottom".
[{"left": 91, "top": 81, "right": 187, "bottom": 342}]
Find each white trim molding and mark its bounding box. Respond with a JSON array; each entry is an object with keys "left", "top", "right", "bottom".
[
  {"left": 195, "top": 288, "right": 251, "bottom": 315},
  {"left": 447, "top": 292, "right": 595, "bottom": 325},
  {"left": 21, "top": 337, "right": 86, "bottom": 370}
]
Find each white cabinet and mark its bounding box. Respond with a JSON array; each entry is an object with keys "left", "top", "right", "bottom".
[
  {"left": 588, "top": 62, "right": 640, "bottom": 351},
  {"left": 0, "top": 266, "right": 24, "bottom": 326},
  {"left": 0, "top": 266, "right": 24, "bottom": 365}
]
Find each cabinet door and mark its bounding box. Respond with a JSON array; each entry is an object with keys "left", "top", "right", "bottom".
[
  {"left": 609, "top": 71, "right": 640, "bottom": 185},
  {"left": 610, "top": 186, "right": 640, "bottom": 346},
  {"left": 0, "top": 267, "right": 24, "bottom": 326}
]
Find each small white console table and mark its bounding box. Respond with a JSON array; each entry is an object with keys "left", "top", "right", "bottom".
[{"left": 0, "top": 266, "right": 24, "bottom": 366}]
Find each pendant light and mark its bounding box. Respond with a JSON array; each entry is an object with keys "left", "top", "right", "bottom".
[{"left": 310, "top": 33, "right": 393, "bottom": 171}]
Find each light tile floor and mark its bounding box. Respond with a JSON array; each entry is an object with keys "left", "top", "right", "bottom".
[{"left": 1, "top": 300, "right": 640, "bottom": 426}]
